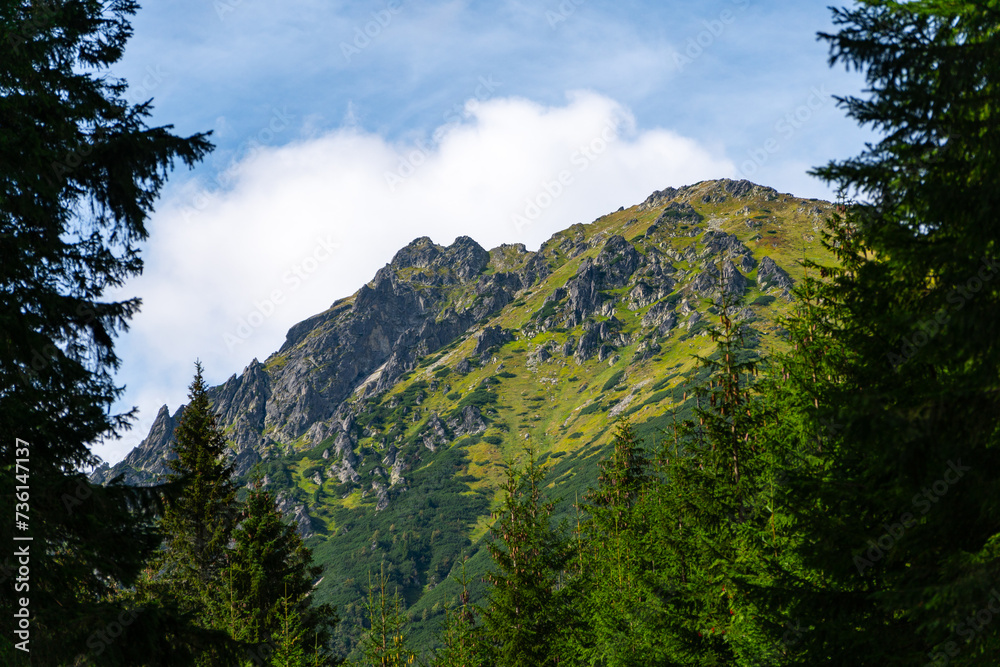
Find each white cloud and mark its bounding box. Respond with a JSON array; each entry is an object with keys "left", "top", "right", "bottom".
[{"left": 97, "top": 90, "right": 733, "bottom": 464}]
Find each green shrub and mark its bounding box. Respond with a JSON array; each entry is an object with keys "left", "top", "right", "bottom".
[
  {"left": 601, "top": 369, "right": 625, "bottom": 392},
  {"left": 457, "top": 388, "right": 497, "bottom": 410}
]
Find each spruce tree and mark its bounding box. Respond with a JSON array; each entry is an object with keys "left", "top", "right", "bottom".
[
  {"left": 641, "top": 306, "right": 780, "bottom": 665},
  {"left": 480, "top": 448, "right": 577, "bottom": 666},
  {"left": 356, "top": 565, "right": 416, "bottom": 666},
  {"left": 142, "top": 362, "right": 241, "bottom": 665},
  {"left": 431, "top": 561, "right": 485, "bottom": 667},
  {"left": 579, "top": 420, "right": 663, "bottom": 666},
  {"left": 759, "top": 2, "right": 1000, "bottom": 663},
  {"left": 223, "top": 478, "right": 338, "bottom": 665},
  {"left": 0, "top": 1, "right": 212, "bottom": 662},
  {"left": 158, "top": 363, "right": 238, "bottom": 603},
  {"left": 271, "top": 590, "right": 308, "bottom": 667}
]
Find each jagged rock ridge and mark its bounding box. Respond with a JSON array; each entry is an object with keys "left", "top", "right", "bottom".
[{"left": 93, "top": 179, "right": 830, "bottom": 539}]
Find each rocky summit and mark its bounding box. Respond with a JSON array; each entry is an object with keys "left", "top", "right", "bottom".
[{"left": 92, "top": 178, "right": 835, "bottom": 650}]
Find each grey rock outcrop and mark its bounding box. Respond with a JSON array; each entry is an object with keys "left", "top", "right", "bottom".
[
  {"left": 757, "top": 256, "right": 794, "bottom": 291},
  {"left": 90, "top": 404, "right": 181, "bottom": 486},
  {"left": 447, "top": 406, "right": 488, "bottom": 436},
  {"left": 474, "top": 326, "right": 514, "bottom": 356},
  {"left": 642, "top": 300, "right": 678, "bottom": 335},
  {"left": 700, "top": 231, "right": 756, "bottom": 273},
  {"left": 638, "top": 186, "right": 680, "bottom": 211},
  {"left": 689, "top": 260, "right": 748, "bottom": 299}
]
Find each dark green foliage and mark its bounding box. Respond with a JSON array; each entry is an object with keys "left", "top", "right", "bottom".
[
  {"left": 454, "top": 387, "right": 497, "bottom": 411},
  {"left": 0, "top": 0, "right": 211, "bottom": 661},
  {"left": 532, "top": 300, "right": 559, "bottom": 323},
  {"left": 579, "top": 401, "right": 604, "bottom": 416},
  {"left": 356, "top": 565, "right": 417, "bottom": 666},
  {"left": 158, "top": 364, "right": 238, "bottom": 597},
  {"left": 311, "top": 446, "right": 488, "bottom": 658},
  {"left": 430, "top": 562, "right": 485, "bottom": 667},
  {"left": 480, "top": 448, "right": 579, "bottom": 666},
  {"left": 356, "top": 383, "right": 429, "bottom": 431},
  {"left": 752, "top": 2, "right": 1000, "bottom": 663},
  {"left": 650, "top": 374, "right": 677, "bottom": 392},
  {"left": 641, "top": 389, "right": 672, "bottom": 407},
  {"left": 644, "top": 313, "right": 780, "bottom": 665},
  {"left": 577, "top": 420, "right": 668, "bottom": 665},
  {"left": 222, "top": 479, "right": 338, "bottom": 665},
  {"left": 601, "top": 369, "right": 626, "bottom": 392},
  {"left": 143, "top": 364, "right": 242, "bottom": 663}
]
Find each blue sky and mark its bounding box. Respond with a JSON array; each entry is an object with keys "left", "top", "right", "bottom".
[{"left": 97, "top": 0, "right": 873, "bottom": 464}]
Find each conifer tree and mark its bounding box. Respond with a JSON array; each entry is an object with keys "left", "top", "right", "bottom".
[
  {"left": 0, "top": 1, "right": 211, "bottom": 661},
  {"left": 356, "top": 565, "right": 416, "bottom": 666},
  {"left": 223, "top": 478, "right": 338, "bottom": 665},
  {"left": 641, "top": 305, "right": 780, "bottom": 665},
  {"left": 579, "top": 420, "right": 663, "bottom": 665},
  {"left": 141, "top": 363, "right": 241, "bottom": 665},
  {"left": 758, "top": 2, "right": 1000, "bottom": 663},
  {"left": 158, "top": 363, "right": 238, "bottom": 604},
  {"left": 480, "top": 448, "right": 577, "bottom": 666},
  {"left": 431, "top": 561, "right": 485, "bottom": 667},
  {"left": 271, "top": 589, "right": 308, "bottom": 667}
]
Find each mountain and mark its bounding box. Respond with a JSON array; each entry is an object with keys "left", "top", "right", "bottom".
[{"left": 91, "top": 178, "right": 835, "bottom": 655}]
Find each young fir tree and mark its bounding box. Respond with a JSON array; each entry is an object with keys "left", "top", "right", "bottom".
[
  {"left": 641, "top": 301, "right": 781, "bottom": 666},
  {"left": 431, "top": 560, "right": 485, "bottom": 667},
  {"left": 144, "top": 363, "right": 241, "bottom": 664},
  {"left": 756, "top": 2, "right": 1000, "bottom": 664},
  {"left": 271, "top": 588, "right": 308, "bottom": 667},
  {"left": 356, "top": 565, "right": 416, "bottom": 667},
  {"left": 578, "top": 419, "right": 666, "bottom": 666},
  {"left": 0, "top": 1, "right": 211, "bottom": 662},
  {"left": 480, "top": 447, "right": 578, "bottom": 666},
  {"left": 222, "top": 478, "right": 338, "bottom": 665}
]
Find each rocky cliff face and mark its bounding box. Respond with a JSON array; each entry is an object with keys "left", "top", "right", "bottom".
[{"left": 94, "top": 179, "right": 831, "bottom": 542}]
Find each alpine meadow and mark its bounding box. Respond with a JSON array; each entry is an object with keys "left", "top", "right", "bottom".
[{"left": 2, "top": 1, "right": 1000, "bottom": 666}]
